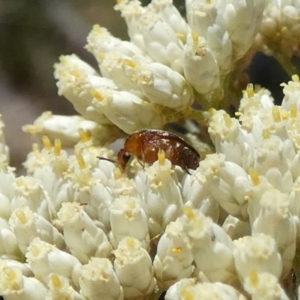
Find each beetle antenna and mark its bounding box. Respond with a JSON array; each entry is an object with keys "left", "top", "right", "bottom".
[{"left": 97, "top": 157, "right": 117, "bottom": 164}]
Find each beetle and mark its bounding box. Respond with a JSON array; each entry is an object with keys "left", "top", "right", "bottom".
[{"left": 117, "top": 129, "right": 200, "bottom": 172}]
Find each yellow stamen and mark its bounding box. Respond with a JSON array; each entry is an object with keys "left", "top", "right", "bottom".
[
  {"left": 123, "top": 59, "right": 137, "bottom": 68},
  {"left": 16, "top": 210, "right": 28, "bottom": 225},
  {"left": 223, "top": 113, "right": 232, "bottom": 128},
  {"left": 272, "top": 106, "right": 281, "bottom": 122},
  {"left": 90, "top": 90, "right": 105, "bottom": 101},
  {"left": 192, "top": 31, "right": 199, "bottom": 43},
  {"left": 249, "top": 269, "right": 258, "bottom": 287},
  {"left": 249, "top": 168, "right": 260, "bottom": 186},
  {"left": 79, "top": 129, "right": 91, "bottom": 143},
  {"left": 176, "top": 32, "right": 185, "bottom": 42},
  {"left": 172, "top": 247, "right": 182, "bottom": 253},
  {"left": 50, "top": 273, "right": 63, "bottom": 289},
  {"left": 113, "top": 167, "right": 123, "bottom": 179},
  {"left": 75, "top": 149, "right": 86, "bottom": 170},
  {"left": 183, "top": 206, "right": 196, "bottom": 220},
  {"left": 126, "top": 237, "right": 135, "bottom": 248},
  {"left": 290, "top": 104, "right": 297, "bottom": 118},
  {"left": 32, "top": 143, "right": 40, "bottom": 154},
  {"left": 292, "top": 74, "right": 299, "bottom": 82},
  {"left": 54, "top": 139, "right": 61, "bottom": 156},
  {"left": 42, "top": 136, "right": 52, "bottom": 150},
  {"left": 158, "top": 149, "right": 165, "bottom": 166},
  {"left": 262, "top": 129, "right": 270, "bottom": 139},
  {"left": 246, "top": 84, "right": 254, "bottom": 98}
]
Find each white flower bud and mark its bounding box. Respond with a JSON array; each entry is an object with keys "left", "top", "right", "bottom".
[
  {"left": 179, "top": 207, "right": 237, "bottom": 284},
  {"left": 233, "top": 234, "right": 282, "bottom": 280},
  {"left": 181, "top": 171, "right": 219, "bottom": 222},
  {"left": 0, "top": 218, "right": 20, "bottom": 259},
  {"left": 136, "top": 62, "right": 193, "bottom": 111},
  {"left": 183, "top": 33, "right": 220, "bottom": 95},
  {"left": 222, "top": 215, "right": 250, "bottom": 240},
  {"left": 249, "top": 189, "right": 296, "bottom": 278},
  {"left": 9, "top": 206, "right": 65, "bottom": 254},
  {"left": 23, "top": 111, "right": 123, "bottom": 147},
  {"left": 243, "top": 271, "right": 289, "bottom": 300},
  {"left": 109, "top": 195, "right": 149, "bottom": 250},
  {"left": 259, "top": 2, "right": 300, "bottom": 58},
  {"left": 187, "top": 0, "right": 232, "bottom": 74},
  {"left": 0, "top": 165, "right": 15, "bottom": 220},
  {"left": 86, "top": 25, "right": 145, "bottom": 62},
  {"left": 79, "top": 257, "right": 123, "bottom": 300},
  {"left": 114, "top": 237, "right": 156, "bottom": 299},
  {"left": 54, "top": 54, "right": 116, "bottom": 124},
  {"left": 135, "top": 157, "right": 183, "bottom": 237},
  {"left": 26, "top": 238, "right": 82, "bottom": 288},
  {"left": 153, "top": 221, "right": 193, "bottom": 287},
  {"left": 149, "top": 0, "right": 189, "bottom": 40},
  {"left": 209, "top": 109, "right": 254, "bottom": 168},
  {"left": 46, "top": 273, "right": 84, "bottom": 300},
  {"left": 254, "top": 136, "right": 293, "bottom": 193},
  {"left": 100, "top": 53, "right": 193, "bottom": 111},
  {"left": 281, "top": 75, "right": 300, "bottom": 111},
  {"left": 114, "top": 0, "right": 147, "bottom": 51},
  {"left": 0, "top": 265, "right": 47, "bottom": 300},
  {"left": 139, "top": 11, "right": 184, "bottom": 73},
  {"left": 165, "top": 278, "right": 246, "bottom": 300},
  {"left": 217, "top": 0, "right": 265, "bottom": 60},
  {"left": 12, "top": 176, "right": 54, "bottom": 221},
  {"left": 91, "top": 88, "right": 166, "bottom": 133},
  {"left": 201, "top": 153, "right": 250, "bottom": 219},
  {"left": 0, "top": 117, "right": 9, "bottom": 162},
  {"left": 57, "top": 202, "right": 112, "bottom": 263}
]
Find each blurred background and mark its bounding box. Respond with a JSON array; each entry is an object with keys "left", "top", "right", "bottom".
[{"left": 0, "top": 0, "right": 289, "bottom": 173}]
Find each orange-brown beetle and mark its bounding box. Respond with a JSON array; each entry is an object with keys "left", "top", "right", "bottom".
[{"left": 117, "top": 129, "right": 200, "bottom": 171}]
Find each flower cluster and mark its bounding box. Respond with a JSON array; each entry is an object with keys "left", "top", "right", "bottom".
[{"left": 2, "top": 0, "right": 300, "bottom": 299}]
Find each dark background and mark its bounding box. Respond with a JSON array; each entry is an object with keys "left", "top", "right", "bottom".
[{"left": 0, "top": 0, "right": 289, "bottom": 173}]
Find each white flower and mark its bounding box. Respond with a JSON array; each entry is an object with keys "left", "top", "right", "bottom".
[
  {"left": 248, "top": 189, "right": 297, "bottom": 278},
  {"left": 109, "top": 195, "right": 150, "bottom": 249},
  {"left": 0, "top": 263, "right": 48, "bottom": 300},
  {"left": 23, "top": 111, "right": 123, "bottom": 146},
  {"left": 113, "top": 237, "right": 156, "bottom": 299},
  {"left": 46, "top": 273, "right": 84, "bottom": 300},
  {"left": 183, "top": 32, "right": 220, "bottom": 95},
  {"left": 57, "top": 202, "right": 112, "bottom": 263},
  {"left": 26, "top": 238, "right": 82, "bottom": 288},
  {"left": 200, "top": 153, "right": 250, "bottom": 219},
  {"left": 179, "top": 207, "right": 238, "bottom": 284},
  {"left": 153, "top": 221, "right": 194, "bottom": 287},
  {"left": 135, "top": 156, "right": 183, "bottom": 237},
  {"left": 233, "top": 234, "right": 282, "bottom": 280},
  {"left": 243, "top": 270, "right": 289, "bottom": 300},
  {"left": 165, "top": 278, "right": 246, "bottom": 300},
  {"left": 86, "top": 24, "right": 145, "bottom": 62},
  {"left": 91, "top": 88, "right": 167, "bottom": 133},
  {"left": 9, "top": 206, "right": 65, "bottom": 254},
  {"left": 79, "top": 257, "right": 124, "bottom": 300}
]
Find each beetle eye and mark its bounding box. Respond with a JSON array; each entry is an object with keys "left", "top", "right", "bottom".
[{"left": 122, "top": 152, "right": 132, "bottom": 164}]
